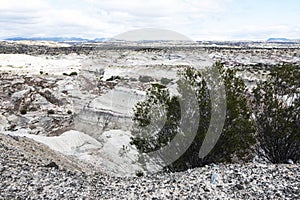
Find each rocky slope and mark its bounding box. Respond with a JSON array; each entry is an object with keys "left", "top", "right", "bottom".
[{"left": 1, "top": 132, "right": 299, "bottom": 199}]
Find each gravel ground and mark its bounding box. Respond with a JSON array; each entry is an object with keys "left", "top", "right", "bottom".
[{"left": 1, "top": 133, "right": 299, "bottom": 199}]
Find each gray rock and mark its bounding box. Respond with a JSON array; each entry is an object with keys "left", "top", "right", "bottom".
[
  {"left": 211, "top": 171, "right": 219, "bottom": 184},
  {"left": 287, "top": 159, "right": 294, "bottom": 164}
]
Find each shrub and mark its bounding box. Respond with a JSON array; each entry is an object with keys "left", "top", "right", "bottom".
[
  {"left": 67, "top": 110, "right": 72, "bottom": 114},
  {"left": 20, "top": 109, "right": 27, "bottom": 115},
  {"left": 253, "top": 64, "right": 300, "bottom": 163},
  {"left": 135, "top": 170, "right": 144, "bottom": 177},
  {"left": 63, "top": 72, "right": 78, "bottom": 76},
  {"left": 47, "top": 109, "right": 55, "bottom": 115},
  {"left": 131, "top": 62, "right": 256, "bottom": 171},
  {"left": 106, "top": 76, "right": 121, "bottom": 81},
  {"left": 160, "top": 77, "right": 173, "bottom": 85},
  {"left": 131, "top": 83, "right": 180, "bottom": 153},
  {"left": 69, "top": 71, "right": 78, "bottom": 76},
  {"left": 139, "top": 75, "right": 154, "bottom": 83},
  {"left": 129, "top": 77, "right": 138, "bottom": 82}
]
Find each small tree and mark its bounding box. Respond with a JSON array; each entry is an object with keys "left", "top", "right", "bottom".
[
  {"left": 131, "top": 83, "right": 180, "bottom": 153},
  {"left": 253, "top": 64, "right": 300, "bottom": 163},
  {"left": 131, "top": 62, "right": 256, "bottom": 171}
]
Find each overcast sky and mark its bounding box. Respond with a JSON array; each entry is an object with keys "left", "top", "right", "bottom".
[{"left": 0, "top": 0, "right": 299, "bottom": 40}]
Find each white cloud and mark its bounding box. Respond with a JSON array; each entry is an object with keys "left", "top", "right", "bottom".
[
  {"left": 87, "top": 0, "right": 233, "bottom": 38},
  {"left": 0, "top": 0, "right": 299, "bottom": 40},
  {"left": 86, "top": 0, "right": 231, "bottom": 14},
  {"left": 197, "top": 25, "right": 300, "bottom": 41},
  {"left": 0, "top": 0, "right": 48, "bottom": 11},
  {"left": 0, "top": 0, "right": 233, "bottom": 39}
]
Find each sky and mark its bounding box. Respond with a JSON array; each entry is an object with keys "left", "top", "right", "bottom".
[{"left": 0, "top": 0, "right": 299, "bottom": 40}]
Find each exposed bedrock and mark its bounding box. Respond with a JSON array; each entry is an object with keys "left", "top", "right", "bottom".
[{"left": 74, "top": 86, "right": 145, "bottom": 139}]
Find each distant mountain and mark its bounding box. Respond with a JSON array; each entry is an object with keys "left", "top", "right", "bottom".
[
  {"left": 93, "top": 38, "right": 106, "bottom": 42},
  {"left": 267, "top": 38, "right": 300, "bottom": 43},
  {"left": 4, "top": 37, "right": 107, "bottom": 43}
]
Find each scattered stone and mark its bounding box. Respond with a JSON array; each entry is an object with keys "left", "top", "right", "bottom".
[
  {"left": 8, "top": 134, "right": 19, "bottom": 141},
  {"left": 1, "top": 128, "right": 300, "bottom": 200},
  {"left": 236, "top": 184, "right": 244, "bottom": 190},
  {"left": 211, "top": 172, "right": 219, "bottom": 184},
  {"left": 44, "top": 162, "right": 59, "bottom": 169},
  {"left": 287, "top": 159, "right": 294, "bottom": 164}
]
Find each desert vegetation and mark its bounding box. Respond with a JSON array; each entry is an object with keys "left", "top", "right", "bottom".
[
  {"left": 131, "top": 63, "right": 300, "bottom": 171},
  {"left": 252, "top": 64, "right": 300, "bottom": 163}
]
